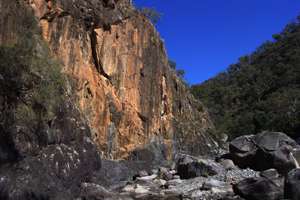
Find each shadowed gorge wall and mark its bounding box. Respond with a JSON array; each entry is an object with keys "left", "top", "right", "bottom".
[{"left": 1, "top": 0, "right": 218, "bottom": 159}]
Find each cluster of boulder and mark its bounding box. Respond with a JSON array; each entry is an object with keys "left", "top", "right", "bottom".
[
  {"left": 227, "top": 132, "right": 299, "bottom": 174},
  {"left": 79, "top": 131, "right": 300, "bottom": 200},
  {"left": 226, "top": 131, "right": 300, "bottom": 200},
  {"left": 1, "top": 125, "right": 299, "bottom": 200}
]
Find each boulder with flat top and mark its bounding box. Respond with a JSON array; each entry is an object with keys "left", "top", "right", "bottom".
[{"left": 229, "top": 132, "right": 300, "bottom": 174}]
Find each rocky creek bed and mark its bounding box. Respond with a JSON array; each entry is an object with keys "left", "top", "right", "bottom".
[
  {"left": 1, "top": 130, "right": 300, "bottom": 200},
  {"left": 79, "top": 131, "right": 300, "bottom": 200}
]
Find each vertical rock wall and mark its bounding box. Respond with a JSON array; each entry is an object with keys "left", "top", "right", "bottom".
[{"left": 20, "top": 0, "right": 217, "bottom": 158}]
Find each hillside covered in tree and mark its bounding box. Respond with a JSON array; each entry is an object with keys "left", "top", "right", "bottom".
[{"left": 191, "top": 16, "right": 300, "bottom": 139}]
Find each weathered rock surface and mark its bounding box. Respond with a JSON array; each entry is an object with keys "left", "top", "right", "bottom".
[
  {"left": 7, "top": 0, "right": 218, "bottom": 159},
  {"left": 229, "top": 131, "right": 300, "bottom": 173},
  {"left": 219, "top": 159, "right": 236, "bottom": 170},
  {"left": 0, "top": 0, "right": 220, "bottom": 199},
  {"left": 3, "top": 1, "right": 300, "bottom": 200},
  {"left": 0, "top": 99, "right": 101, "bottom": 200},
  {"left": 176, "top": 154, "right": 225, "bottom": 179},
  {"left": 233, "top": 175, "right": 284, "bottom": 200},
  {"left": 284, "top": 168, "right": 300, "bottom": 200},
  {"left": 0, "top": 2, "right": 101, "bottom": 198}
]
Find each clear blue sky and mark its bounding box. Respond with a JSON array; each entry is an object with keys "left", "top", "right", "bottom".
[{"left": 133, "top": 0, "right": 300, "bottom": 84}]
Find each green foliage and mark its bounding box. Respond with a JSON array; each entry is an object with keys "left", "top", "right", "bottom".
[
  {"left": 139, "top": 7, "right": 162, "bottom": 25},
  {"left": 168, "top": 59, "right": 188, "bottom": 84},
  {"left": 191, "top": 16, "right": 300, "bottom": 139},
  {"left": 0, "top": 6, "right": 65, "bottom": 130},
  {"left": 176, "top": 69, "right": 186, "bottom": 79},
  {"left": 168, "top": 59, "right": 177, "bottom": 69}
]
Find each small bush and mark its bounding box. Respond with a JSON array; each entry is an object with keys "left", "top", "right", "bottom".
[
  {"left": 139, "top": 7, "right": 162, "bottom": 25},
  {"left": 168, "top": 60, "right": 177, "bottom": 69},
  {"left": 176, "top": 69, "right": 185, "bottom": 79}
]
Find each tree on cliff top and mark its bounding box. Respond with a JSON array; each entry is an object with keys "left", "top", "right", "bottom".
[{"left": 139, "top": 7, "right": 162, "bottom": 24}]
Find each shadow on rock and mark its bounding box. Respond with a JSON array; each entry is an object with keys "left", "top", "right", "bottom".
[{"left": 228, "top": 131, "right": 300, "bottom": 174}]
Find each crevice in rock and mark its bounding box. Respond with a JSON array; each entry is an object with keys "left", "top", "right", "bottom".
[
  {"left": 103, "top": 0, "right": 116, "bottom": 9},
  {"left": 103, "top": 23, "right": 112, "bottom": 32},
  {"left": 40, "top": 9, "right": 70, "bottom": 22},
  {"left": 138, "top": 112, "right": 148, "bottom": 123},
  {"left": 90, "top": 29, "right": 111, "bottom": 81},
  {"left": 0, "top": 128, "right": 19, "bottom": 165}
]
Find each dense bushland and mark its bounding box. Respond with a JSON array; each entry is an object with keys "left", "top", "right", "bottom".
[{"left": 191, "top": 17, "right": 300, "bottom": 139}]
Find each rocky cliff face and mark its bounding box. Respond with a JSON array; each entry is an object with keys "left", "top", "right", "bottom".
[
  {"left": 1, "top": 0, "right": 217, "bottom": 160},
  {"left": 0, "top": 1, "right": 102, "bottom": 198}
]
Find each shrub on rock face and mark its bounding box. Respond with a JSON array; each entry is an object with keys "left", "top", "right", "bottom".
[
  {"left": 0, "top": 3, "right": 66, "bottom": 161},
  {"left": 229, "top": 132, "right": 300, "bottom": 174},
  {"left": 139, "top": 7, "right": 161, "bottom": 25},
  {"left": 0, "top": 2, "right": 101, "bottom": 199}
]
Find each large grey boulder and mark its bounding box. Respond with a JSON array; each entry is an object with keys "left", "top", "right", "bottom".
[
  {"left": 176, "top": 154, "right": 225, "bottom": 179},
  {"left": 233, "top": 175, "right": 284, "bottom": 200},
  {"left": 229, "top": 132, "right": 300, "bottom": 174},
  {"left": 228, "top": 135, "right": 257, "bottom": 169}
]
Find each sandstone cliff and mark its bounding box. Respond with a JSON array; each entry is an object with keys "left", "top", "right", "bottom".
[
  {"left": 0, "top": 0, "right": 218, "bottom": 198},
  {"left": 1, "top": 0, "right": 218, "bottom": 159}
]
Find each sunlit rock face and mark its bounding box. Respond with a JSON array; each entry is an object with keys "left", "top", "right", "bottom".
[{"left": 25, "top": 0, "right": 217, "bottom": 159}]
